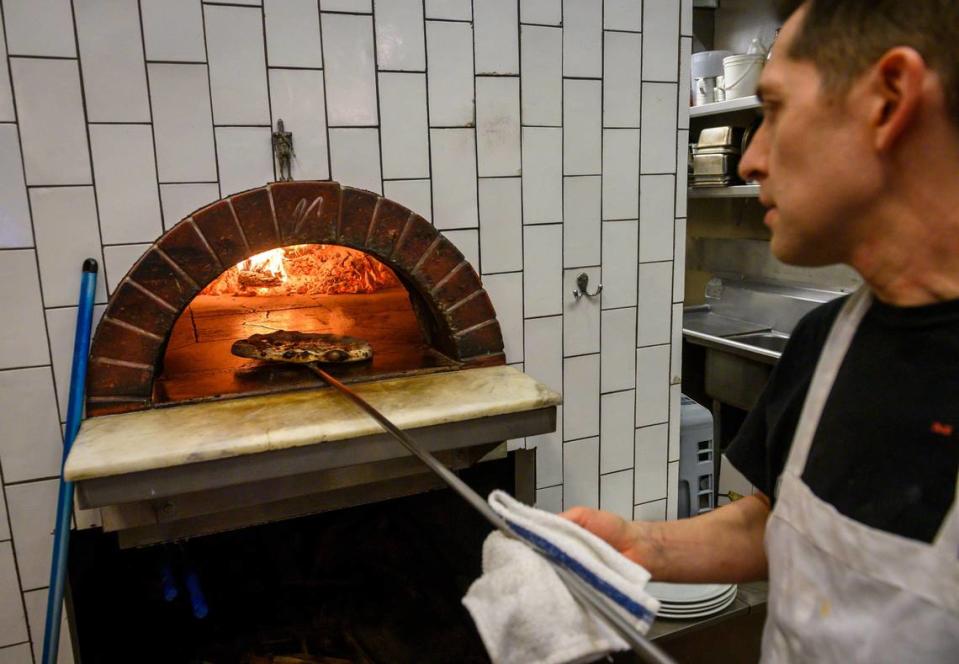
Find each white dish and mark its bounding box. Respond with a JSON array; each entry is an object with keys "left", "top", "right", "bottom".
[
  {"left": 646, "top": 581, "right": 735, "bottom": 604},
  {"left": 656, "top": 586, "right": 738, "bottom": 614},
  {"left": 657, "top": 589, "right": 738, "bottom": 620}
]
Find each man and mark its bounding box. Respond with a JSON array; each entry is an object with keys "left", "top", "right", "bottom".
[{"left": 564, "top": 1, "right": 959, "bottom": 661}]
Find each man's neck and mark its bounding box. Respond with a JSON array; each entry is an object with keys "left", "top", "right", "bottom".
[{"left": 848, "top": 198, "right": 959, "bottom": 307}]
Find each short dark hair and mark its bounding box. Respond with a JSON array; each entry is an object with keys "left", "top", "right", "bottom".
[{"left": 776, "top": 0, "right": 959, "bottom": 126}]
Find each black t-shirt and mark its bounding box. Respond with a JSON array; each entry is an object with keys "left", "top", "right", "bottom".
[{"left": 726, "top": 294, "right": 959, "bottom": 543}]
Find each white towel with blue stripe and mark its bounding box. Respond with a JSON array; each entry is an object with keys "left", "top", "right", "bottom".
[{"left": 462, "top": 490, "right": 660, "bottom": 664}]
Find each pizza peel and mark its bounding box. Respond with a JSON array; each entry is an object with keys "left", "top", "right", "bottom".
[{"left": 231, "top": 330, "right": 675, "bottom": 664}]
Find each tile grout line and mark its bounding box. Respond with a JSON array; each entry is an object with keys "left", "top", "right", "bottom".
[{"left": 199, "top": 2, "right": 225, "bottom": 200}]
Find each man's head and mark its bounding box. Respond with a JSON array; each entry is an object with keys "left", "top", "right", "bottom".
[{"left": 739, "top": 0, "right": 959, "bottom": 266}]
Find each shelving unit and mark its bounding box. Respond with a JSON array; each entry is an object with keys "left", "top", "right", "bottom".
[
  {"left": 688, "top": 184, "right": 760, "bottom": 199},
  {"left": 689, "top": 96, "right": 761, "bottom": 118}
]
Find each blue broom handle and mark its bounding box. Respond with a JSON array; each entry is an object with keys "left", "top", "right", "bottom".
[{"left": 42, "top": 258, "right": 98, "bottom": 664}]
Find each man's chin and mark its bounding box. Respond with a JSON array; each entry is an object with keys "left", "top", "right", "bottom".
[{"left": 769, "top": 235, "right": 836, "bottom": 268}]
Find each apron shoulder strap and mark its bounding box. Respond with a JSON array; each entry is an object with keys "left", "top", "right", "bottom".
[{"left": 782, "top": 288, "right": 873, "bottom": 476}]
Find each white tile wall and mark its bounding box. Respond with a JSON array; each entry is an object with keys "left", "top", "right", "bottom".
[
  {"left": 636, "top": 345, "right": 670, "bottom": 427},
  {"left": 563, "top": 79, "right": 602, "bottom": 175},
  {"left": 602, "top": 129, "right": 640, "bottom": 220},
  {"left": 205, "top": 4, "right": 271, "bottom": 125},
  {"left": 0, "top": 2, "right": 689, "bottom": 651},
  {"left": 523, "top": 224, "right": 562, "bottom": 317},
  {"left": 634, "top": 499, "right": 666, "bottom": 521},
  {"left": 0, "top": 543, "right": 28, "bottom": 647},
  {"left": 563, "top": 0, "right": 602, "bottom": 78},
  {"left": 29, "top": 187, "right": 108, "bottom": 308},
  {"left": 639, "top": 174, "right": 676, "bottom": 263},
  {"left": 600, "top": 389, "right": 634, "bottom": 473},
  {"left": 642, "top": 0, "right": 679, "bottom": 82},
  {"left": 637, "top": 261, "right": 673, "bottom": 347},
  {"left": 600, "top": 220, "right": 638, "bottom": 309},
  {"left": 378, "top": 73, "right": 429, "bottom": 179},
  {"left": 430, "top": 128, "right": 478, "bottom": 228},
  {"left": 640, "top": 83, "right": 678, "bottom": 174},
  {"left": 666, "top": 460, "right": 680, "bottom": 519},
  {"left": 521, "top": 127, "right": 562, "bottom": 223},
  {"left": 0, "top": 251, "right": 50, "bottom": 369},
  {"left": 478, "top": 178, "right": 523, "bottom": 274},
  {"left": 322, "top": 13, "right": 378, "bottom": 126},
  {"left": 44, "top": 305, "right": 106, "bottom": 417},
  {"left": 563, "top": 267, "right": 601, "bottom": 356},
  {"left": 264, "top": 0, "right": 324, "bottom": 68},
  {"left": 0, "top": 489, "right": 8, "bottom": 541},
  {"left": 375, "top": 0, "right": 426, "bottom": 71},
  {"left": 328, "top": 128, "right": 382, "bottom": 194},
  {"left": 601, "top": 469, "right": 634, "bottom": 520},
  {"left": 103, "top": 244, "right": 152, "bottom": 294},
  {"left": 520, "top": 25, "right": 562, "bottom": 126},
  {"left": 269, "top": 69, "right": 331, "bottom": 180},
  {"left": 0, "top": 19, "right": 13, "bottom": 122},
  {"left": 603, "top": 31, "right": 642, "bottom": 128},
  {"left": 22, "top": 589, "right": 73, "bottom": 664},
  {"left": 10, "top": 59, "right": 91, "bottom": 186},
  {"left": 216, "top": 126, "right": 276, "bottom": 195},
  {"left": 89, "top": 124, "right": 163, "bottom": 244},
  {"left": 6, "top": 479, "right": 58, "bottom": 590},
  {"left": 635, "top": 423, "right": 668, "bottom": 503},
  {"left": 442, "top": 229, "right": 479, "bottom": 268},
  {"left": 483, "top": 272, "right": 523, "bottom": 364},
  {"left": 604, "top": 0, "right": 642, "bottom": 31},
  {"left": 0, "top": 368, "right": 63, "bottom": 483},
  {"left": 141, "top": 0, "right": 207, "bottom": 63},
  {"left": 0, "top": 127, "right": 31, "bottom": 248},
  {"left": 531, "top": 408, "right": 563, "bottom": 488},
  {"left": 524, "top": 315, "right": 562, "bottom": 394},
  {"left": 474, "top": 0, "right": 519, "bottom": 75},
  {"left": 160, "top": 184, "right": 222, "bottom": 230},
  {"left": 668, "top": 384, "right": 681, "bottom": 461},
  {"left": 3, "top": 0, "right": 76, "bottom": 58},
  {"left": 535, "top": 485, "right": 563, "bottom": 513},
  {"left": 383, "top": 179, "right": 432, "bottom": 220},
  {"left": 564, "top": 436, "right": 599, "bottom": 508},
  {"left": 522, "top": 0, "right": 562, "bottom": 26},
  {"left": 424, "top": 0, "right": 471, "bottom": 21},
  {"left": 425, "top": 21, "right": 474, "bottom": 127},
  {"left": 563, "top": 353, "right": 600, "bottom": 440},
  {"left": 476, "top": 77, "right": 521, "bottom": 177},
  {"left": 75, "top": 0, "right": 151, "bottom": 123},
  {"left": 323, "top": 0, "right": 371, "bottom": 12},
  {"left": 600, "top": 307, "right": 636, "bottom": 393},
  {"left": 563, "top": 176, "right": 601, "bottom": 267},
  {"left": 148, "top": 64, "right": 218, "bottom": 184}
]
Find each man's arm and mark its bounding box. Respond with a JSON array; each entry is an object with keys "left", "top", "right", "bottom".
[{"left": 562, "top": 492, "right": 771, "bottom": 583}]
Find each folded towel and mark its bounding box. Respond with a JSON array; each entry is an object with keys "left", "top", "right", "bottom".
[{"left": 462, "top": 491, "right": 660, "bottom": 664}]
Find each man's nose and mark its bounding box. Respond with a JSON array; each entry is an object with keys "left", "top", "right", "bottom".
[{"left": 738, "top": 122, "right": 768, "bottom": 183}]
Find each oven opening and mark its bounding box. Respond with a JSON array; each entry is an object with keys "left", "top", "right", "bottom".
[{"left": 154, "top": 242, "right": 459, "bottom": 406}]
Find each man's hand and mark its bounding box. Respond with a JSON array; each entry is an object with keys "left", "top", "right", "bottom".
[
  {"left": 561, "top": 506, "right": 661, "bottom": 568},
  {"left": 561, "top": 494, "right": 772, "bottom": 583}
]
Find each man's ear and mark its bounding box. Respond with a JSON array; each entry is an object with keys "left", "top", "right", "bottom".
[{"left": 869, "top": 47, "right": 927, "bottom": 152}]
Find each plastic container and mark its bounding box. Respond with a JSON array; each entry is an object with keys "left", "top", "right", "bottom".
[
  {"left": 691, "top": 50, "right": 732, "bottom": 79},
  {"left": 722, "top": 54, "right": 764, "bottom": 100},
  {"left": 678, "top": 395, "right": 714, "bottom": 519}
]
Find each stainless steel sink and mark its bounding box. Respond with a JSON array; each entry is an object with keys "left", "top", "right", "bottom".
[{"left": 726, "top": 331, "right": 790, "bottom": 355}]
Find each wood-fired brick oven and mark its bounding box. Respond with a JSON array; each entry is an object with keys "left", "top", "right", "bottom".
[{"left": 64, "top": 181, "right": 560, "bottom": 547}]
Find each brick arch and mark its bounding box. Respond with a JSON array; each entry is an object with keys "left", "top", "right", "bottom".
[{"left": 86, "top": 181, "right": 504, "bottom": 417}]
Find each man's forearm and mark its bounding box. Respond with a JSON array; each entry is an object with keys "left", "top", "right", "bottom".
[{"left": 635, "top": 494, "right": 771, "bottom": 583}]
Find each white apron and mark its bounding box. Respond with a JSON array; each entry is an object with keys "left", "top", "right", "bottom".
[{"left": 761, "top": 287, "right": 959, "bottom": 663}]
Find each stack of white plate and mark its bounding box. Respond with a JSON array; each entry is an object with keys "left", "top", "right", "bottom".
[{"left": 646, "top": 582, "right": 738, "bottom": 619}]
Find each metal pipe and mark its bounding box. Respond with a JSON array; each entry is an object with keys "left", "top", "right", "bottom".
[{"left": 306, "top": 364, "right": 676, "bottom": 664}]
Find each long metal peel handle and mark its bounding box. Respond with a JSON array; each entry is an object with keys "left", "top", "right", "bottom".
[{"left": 306, "top": 364, "right": 676, "bottom": 664}]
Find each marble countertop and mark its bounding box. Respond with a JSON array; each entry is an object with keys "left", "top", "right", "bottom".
[{"left": 65, "top": 366, "right": 561, "bottom": 482}]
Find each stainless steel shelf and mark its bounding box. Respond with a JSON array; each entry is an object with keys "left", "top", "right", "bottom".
[
  {"left": 688, "top": 184, "right": 760, "bottom": 199},
  {"left": 690, "top": 96, "right": 761, "bottom": 118}
]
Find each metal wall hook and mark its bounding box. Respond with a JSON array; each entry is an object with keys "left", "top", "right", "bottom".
[{"left": 572, "top": 272, "right": 602, "bottom": 300}]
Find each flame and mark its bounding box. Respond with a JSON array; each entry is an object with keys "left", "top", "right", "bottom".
[
  {"left": 201, "top": 244, "right": 400, "bottom": 297},
  {"left": 242, "top": 248, "right": 288, "bottom": 283}
]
